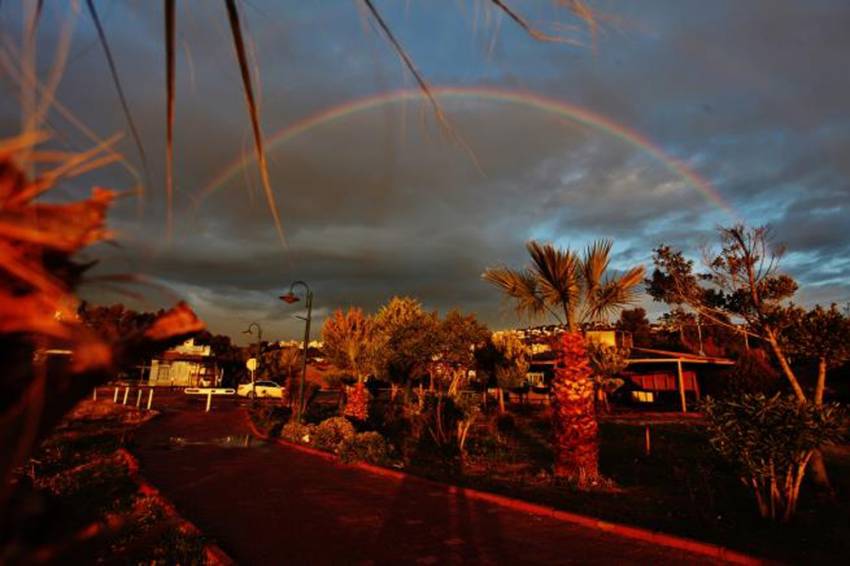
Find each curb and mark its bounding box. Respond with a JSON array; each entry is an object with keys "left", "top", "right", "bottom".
[
  {"left": 117, "top": 449, "right": 235, "bottom": 565},
  {"left": 245, "top": 413, "right": 762, "bottom": 565}
]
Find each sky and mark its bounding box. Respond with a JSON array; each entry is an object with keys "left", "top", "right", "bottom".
[{"left": 2, "top": 0, "right": 849, "bottom": 343}]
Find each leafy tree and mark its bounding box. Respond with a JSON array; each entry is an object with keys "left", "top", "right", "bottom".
[
  {"left": 373, "top": 296, "right": 439, "bottom": 399},
  {"left": 703, "top": 394, "right": 845, "bottom": 522},
  {"left": 79, "top": 303, "right": 159, "bottom": 343},
  {"left": 484, "top": 239, "right": 644, "bottom": 485},
  {"left": 648, "top": 225, "right": 846, "bottom": 405},
  {"left": 321, "top": 308, "right": 376, "bottom": 421},
  {"left": 489, "top": 333, "right": 530, "bottom": 413},
  {"left": 194, "top": 330, "right": 246, "bottom": 387},
  {"left": 649, "top": 225, "right": 850, "bottom": 489},
  {"left": 782, "top": 304, "right": 850, "bottom": 405},
  {"left": 432, "top": 310, "right": 489, "bottom": 394},
  {"left": 586, "top": 342, "right": 629, "bottom": 412},
  {"left": 616, "top": 307, "right": 652, "bottom": 347},
  {"left": 648, "top": 227, "right": 796, "bottom": 391},
  {"left": 260, "top": 346, "right": 302, "bottom": 403}
]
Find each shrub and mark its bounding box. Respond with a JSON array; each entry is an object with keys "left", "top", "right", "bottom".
[
  {"left": 313, "top": 417, "right": 356, "bottom": 453},
  {"left": 724, "top": 350, "right": 782, "bottom": 396},
  {"left": 343, "top": 382, "right": 370, "bottom": 421},
  {"left": 281, "top": 422, "right": 316, "bottom": 444},
  {"left": 702, "top": 394, "right": 845, "bottom": 522},
  {"left": 367, "top": 397, "right": 412, "bottom": 450},
  {"left": 339, "top": 431, "right": 389, "bottom": 465}
]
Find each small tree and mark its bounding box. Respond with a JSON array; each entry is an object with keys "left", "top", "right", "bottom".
[
  {"left": 489, "top": 333, "right": 530, "bottom": 413},
  {"left": 648, "top": 225, "right": 803, "bottom": 399},
  {"left": 372, "top": 296, "right": 439, "bottom": 400},
  {"left": 782, "top": 304, "right": 850, "bottom": 405},
  {"left": 586, "top": 342, "right": 629, "bottom": 412},
  {"left": 260, "top": 346, "right": 302, "bottom": 404},
  {"left": 321, "top": 308, "right": 376, "bottom": 421},
  {"left": 703, "top": 394, "right": 845, "bottom": 522},
  {"left": 433, "top": 310, "right": 489, "bottom": 394},
  {"left": 616, "top": 308, "right": 652, "bottom": 347}
]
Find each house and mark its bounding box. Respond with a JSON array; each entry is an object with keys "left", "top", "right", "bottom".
[
  {"left": 621, "top": 347, "right": 734, "bottom": 412},
  {"left": 147, "top": 338, "right": 220, "bottom": 387}
]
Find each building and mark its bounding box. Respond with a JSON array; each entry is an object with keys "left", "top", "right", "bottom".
[
  {"left": 147, "top": 338, "right": 219, "bottom": 387},
  {"left": 620, "top": 347, "right": 734, "bottom": 412}
]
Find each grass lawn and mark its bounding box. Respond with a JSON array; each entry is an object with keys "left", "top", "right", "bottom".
[{"left": 1, "top": 400, "right": 208, "bottom": 564}]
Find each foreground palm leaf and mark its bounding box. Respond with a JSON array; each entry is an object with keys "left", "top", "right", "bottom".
[{"left": 0, "top": 136, "right": 204, "bottom": 509}]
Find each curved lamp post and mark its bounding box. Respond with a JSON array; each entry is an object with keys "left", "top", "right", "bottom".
[
  {"left": 243, "top": 322, "right": 263, "bottom": 397},
  {"left": 280, "top": 281, "right": 312, "bottom": 422}
]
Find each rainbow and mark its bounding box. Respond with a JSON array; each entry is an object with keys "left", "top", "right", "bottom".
[{"left": 199, "top": 86, "right": 733, "bottom": 215}]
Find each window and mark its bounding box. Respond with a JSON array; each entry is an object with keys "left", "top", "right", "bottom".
[{"left": 632, "top": 391, "right": 654, "bottom": 403}]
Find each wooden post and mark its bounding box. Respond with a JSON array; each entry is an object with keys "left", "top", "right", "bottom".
[
  {"left": 676, "top": 359, "right": 687, "bottom": 413},
  {"left": 147, "top": 388, "right": 154, "bottom": 410},
  {"left": 113, "top": 387, "right": 119, "bottom": 403},
  {"left": 644, "top": 424, "right": 651, "bottom": 456},
  {"left": 136, "top": 389, "right": 142, "bottom": 408},
  {"left": 206, "top": 390, "right": 212, "bottom": 412},
  {"left": 122, "top": 386, "right": 130, "bottom": 405}
]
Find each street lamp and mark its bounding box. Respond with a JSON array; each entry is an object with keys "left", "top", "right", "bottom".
[
  {"left": 280, "top": 281, "right": 312, "bottom": 422},
  {"left": 243, "top": 322, "right": 263, "bottom": 397}
]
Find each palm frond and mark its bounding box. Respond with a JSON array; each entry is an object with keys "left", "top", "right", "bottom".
[
  {"left": 164, "top": 0, "right": 176, "bottom": 238},
  {"left": 582, "top": 238, "right": 612, "bottom": 301},
  {"left": 85, "top": 0, "right": 150, "bottom": 189},
  {"left": 526, "top": 240, "right": 579, "bottom": 321},
  {"left": 224, "top": 0, "right": 284, "bottom": 243},
  {"left": 489, "top": 0, "right": 584, "bottom": 45},
  {"left": 483, "top": 266, "right": 549, "bottom": 320},
  {"left": 585, "top": 265, "right": 645, "bottom": 322},
  {"left": 360, "top": 0, "right": 483, "bottom": 173}
]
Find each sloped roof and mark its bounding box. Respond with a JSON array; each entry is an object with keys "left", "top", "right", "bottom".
[{"left": 629, "top": 347, "right": 734, "bottom": 365}]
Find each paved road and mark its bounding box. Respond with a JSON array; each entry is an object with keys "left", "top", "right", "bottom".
[{"left": 132, "top": 405, "right": 724, "bottom": 565}]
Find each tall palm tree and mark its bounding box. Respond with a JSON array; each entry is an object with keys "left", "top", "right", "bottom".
[{"left": 483, "top": 240, "right": 644, "bottom": 486}]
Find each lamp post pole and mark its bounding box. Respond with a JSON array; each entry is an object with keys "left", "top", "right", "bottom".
[
  {"left": 243, "top": 322, "right": 263, "bottom": 397},
  {"left": 280, "top": 281, "right": 312, "bottom": 423}
]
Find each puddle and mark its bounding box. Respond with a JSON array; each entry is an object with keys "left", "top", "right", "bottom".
[{"left": 168, "top": 435, "right": 265, "bottom": 449}]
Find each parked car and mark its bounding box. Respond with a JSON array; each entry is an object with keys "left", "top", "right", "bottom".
[{"left": 236, "top": 380, "right": 284, "bottom": 399}]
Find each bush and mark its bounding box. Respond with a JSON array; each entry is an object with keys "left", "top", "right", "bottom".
[
  {"left": 366, "top": 397, "right": 411, "bottom": 452},
  {"left": 338, "top": 431, "right": 389, "bottom": 465},
  {"left": 281, "top": 422, "right": 316, "bottom": 444},
  {"left": 723, "top": 350, "right": 782, "bottom": 396},
  {"left": 313, "top": 417, "right": 356, "bottom": 453},
  {"left": 702, "top": 394, "right": 845, "bottom": 522}
]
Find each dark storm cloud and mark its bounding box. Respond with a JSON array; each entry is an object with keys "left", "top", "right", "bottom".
[{"left": 4, "top": 0, "right": 850, "bottom": 340}]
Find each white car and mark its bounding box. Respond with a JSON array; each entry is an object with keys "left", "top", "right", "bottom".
[{"left": 237, "top": 380, "right": 284, "bottom": 399}]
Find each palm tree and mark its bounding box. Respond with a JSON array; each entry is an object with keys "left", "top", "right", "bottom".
[
  {"left": 483, "top": 240, "right": 644, "bottom": 486},
  {"left": 321, "top": 308, "right": 376, "bottom": 421}
]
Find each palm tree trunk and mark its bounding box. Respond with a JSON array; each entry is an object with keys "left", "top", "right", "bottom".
[{"left": 551, "top": 331, "right": 599, "bottom": 487}]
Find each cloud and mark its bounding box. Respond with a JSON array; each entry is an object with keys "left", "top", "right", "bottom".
[{"left": 7, "top": 0, "right": 848, "bottom": 341}]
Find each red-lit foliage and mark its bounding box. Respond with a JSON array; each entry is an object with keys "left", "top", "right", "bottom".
[
  {"left": 344, "top": 381, "right": 369, "bottom": 422},
  {"left": 0, "top": 140, "right": 204, "bottom": 508}
]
